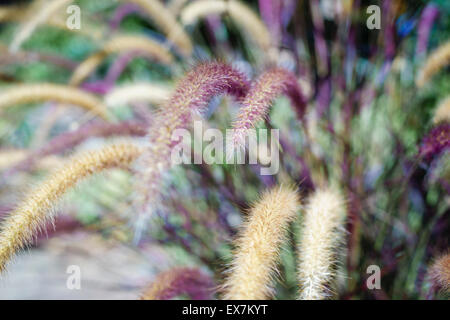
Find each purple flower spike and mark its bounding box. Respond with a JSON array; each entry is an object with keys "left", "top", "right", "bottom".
[
  {"left": 232, "top": 67, "right": 306, "bottom": 148},
  {"left": 134, "top": 62, "right": 250, "bottom": 222},
  {"left": 109, "top": 3, "right": 141, "bottom": 32},
  {"left": 419, "top": 123, "right": 450, "bottom": 161},
  {"left": 259, "top": 0, "right": 282, "bottom": 45},
  {"left": 416, "top": 4, "right": 440, "bottom": 57},
  {"left": 1, "top": 120, "right": 147, "bottom": 183}
]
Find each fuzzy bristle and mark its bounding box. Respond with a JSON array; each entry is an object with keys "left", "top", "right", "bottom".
[
  {"left": 0, "top": 142, "right": 142, "bottom": 273},
  {"left": 297, "top": 188, "right": 346, "bottom": 300},
  {"left": 433, "top": 97, "right": 450, "bottom": 124},
  {"left": 133, "top": 62, "right": 249, "bottom": 225},
  {"left": 231, "top": 67, "right": 305, "bottom": 150},
  {"left": 1, "top": 120, "right": 147, "bottom": 180},
  {"left": 416, "top": 41, "right": 450, "bottom": 88},
  {"left": 222, "top": 185, "right": 300, "bottom": 300},
  {"left": 0, "top": 83, "right": 108, "bottom": 119},
  {"left": 429, "top": 253, "right": 450, "bottom": 292}
]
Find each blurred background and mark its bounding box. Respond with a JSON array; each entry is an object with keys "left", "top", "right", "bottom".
[{"left": 0, "top": 0, "right": 448, "bottom": 299}]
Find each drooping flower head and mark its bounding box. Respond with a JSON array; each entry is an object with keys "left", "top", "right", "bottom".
[
  {"left": 231, "top": 67, "right": 306, "bottom": 150},
  {"left": 133, "top": 62, "right": 250, "bottom": 232}
]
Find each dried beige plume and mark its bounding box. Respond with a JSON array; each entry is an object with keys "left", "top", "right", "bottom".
[
  {"left": 0, "top": 5, "right": 25, "bottom": 22},
  {"left": 0, "top": 142, "right": 142, "bottom": 274},
  {"left": 222, "top": 185, "right": 300, "bottom": 300},
  {"left": 69, "top": 34, "right": 174, "bottom": 86},
  {"left": 168, "top": 0, "right": 190, "bottom": 15},
  {"left": 297, "top": 188, "right": 347, "bottom": 300},
  {"left": 104, "top": 83, "right": 172, "bottom": 107},
  {"left": 433, "top": 97, "right": 450, "bottom": 124},
  {"left": 9, "top": 0, "right": 73, "bottom": 53},
  {"left": 0, "top": 1, "right": 103, "bottom": 41},
  {"left": 0, "top": 150, "right": 61, "bottom": 171},
  {"left": 0, "top": 83, "right": 108, "bottom": 119},
  {"left": 429, "top": 252, "right": 450, "bottom": 292},
  {"left": 417, "top": 41, "right": 450, "bottom": 88},
  {"left": 124, "top": 0, "right": 193, "bottom": 55},
  {"left": 181, "top": 0, "right": 272, "bottom": 53}
]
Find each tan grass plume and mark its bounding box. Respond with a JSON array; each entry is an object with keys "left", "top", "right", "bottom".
[
  {"left": 69, "top": 34, "right": 174, "bottom": 86},
  {"left": 429, "top": 252, "right": 450, "bottom": 292},
  {"left": 124, "top": 0, "right": 193, "bottom": 55},
  {"left": 297, "top": 188, "right": 347, "bottom": 300},
  {"left": 416, "top": 41, "right": 450, "bottom": 88},
  {"left": 0, "top": 142, "right": 142, "bottom": 274},
  {"left": 104, "top": 83, "right": 172, "bottom": 107},
  {"left": 0, "top": 83, "right": 108, "bottom": 119},
  {"left": 9, "top": 0, "right": 73, "bottom": 53},
  {"left": 181, "top": 0, "right": 272, "bottom": 53},
  {"left": 222, "top": 185, "right": 300, "bottom": 300},
  {"left": 433, "top": 97, "right": 450, "bottom": 124}
]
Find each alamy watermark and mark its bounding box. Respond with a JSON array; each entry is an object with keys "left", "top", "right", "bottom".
[
  {"left": 66, "top": 265, "right": 81, "bottom": 290},
  {"left": 66, "top": 5, "right": 81, "bottom": 30},
  {"left": 367, "top": 5, "right": 381, "bottom": 30},
  {"left": 170, "top": 121, "right": 280, "bottom": 175},
  {"left": 366, "top": 265, "right": 381, "bottom": 290}
]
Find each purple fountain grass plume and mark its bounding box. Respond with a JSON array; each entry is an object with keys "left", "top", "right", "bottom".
[
  {"left": 231, "top": 67, "right": 306, "bottom": 150},
  {"left": 419, "top": 123, "right": 450, "bottom": 161},
  {"left": 81, "top": 51, "right": 150, "bottom": 95},
  {"left": 428, "top": 253, "right": 450, "bottom": 296},
  {"left": 0, "top": 120, "right": 147, "bottom": 182},
  {"left": 310, "top": 0, "right": 329, "bottom": 76},
  {"left": 140, "top": 267, "right": 215, "bottom": 300},
  {"left": 416, "top": 4, "right": 440, "bottom": 58},
  {"left": 382, "top": 0, "right": 396, "bottom": 60},
  {"left": 133, "top": 62, "right": 250, "bottom": 236},
  {"left": 258, "top": 0, "right": 282, "bottom": 46},
  {"left": 316, "top": 77, "right": 332, "bottom": 117},
  {"left": 280, "top": 0, "right": 297, "bottom": 30}
]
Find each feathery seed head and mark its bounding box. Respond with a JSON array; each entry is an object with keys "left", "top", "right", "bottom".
[
  {"left": 297, "top": 188, "right": 347, "bottom": 300},
  {"left": 0, "top": 143, "right": 142, "bottom": 274},
  {"left": 0, "top": 83, "right": 109, "bottom": 120},
  {"left": 231, "top": 67, "right": 305, "bottom": 149},
  {"left": 433, "top": 97, "right": 450, "bottom": 124},
  {"left": 1, "top": 120, "right": 147, "bottom": 180},
  {"left": 416, "top": 41, "right": 450, "bottom": 88},
  {"left": 429, "top": 253, "right": 450, "bottom": 292},
  {"left": 133, "top": 62, "right": 249, "bottom": 229},
  {"left": 222, "top": 185, "right": 300, "bottom": 300}
]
